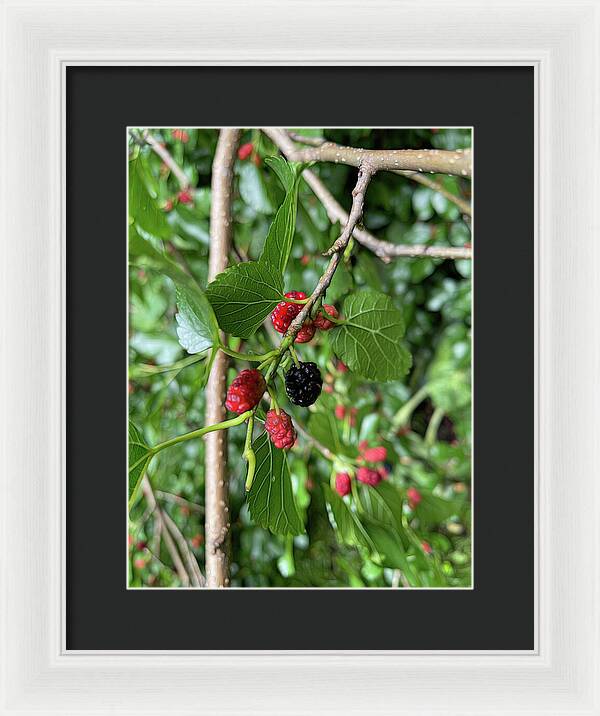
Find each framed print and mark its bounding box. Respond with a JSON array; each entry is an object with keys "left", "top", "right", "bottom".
[
  {"left": 67, "top": 66, "right": 533, "bottom": 651},
  {"left": 1, "top": 1, "right": 599, "bottom": 714}
]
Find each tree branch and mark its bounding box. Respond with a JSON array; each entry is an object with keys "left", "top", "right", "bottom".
[
  {"left": 271, "top": 130, "right": 472, "bottom": 178},
  {"left": 205, "top": 128, "right": 240, "bottom": 588},
  {"left": 285, "top": 131, "right": 471, "bottom": 216},
  {"left": 262, "top": 128, "right": 471, "bottom": 261}
]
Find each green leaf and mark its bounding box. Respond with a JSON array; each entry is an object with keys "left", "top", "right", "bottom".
[
  {"left": 175, "top": 287, "right": 216, "bottom": 354},
  {"left": 415, "top": 492, "right": 464, "bottom": 527},
  {"left": 259, "top": 158, "right": 303, "bottom": 274},
  {"left": 238, "top": 162, "right": 274, "bottom": 214},
  {"left": 360, "top": 482, "right": 405, "bottom": 531},
  {"left": 129, "top": 231, "right": 219, "bottom": 353},
  {"left": 361, "top": 519, "right": 422, "bottom": 586},
  {"left": 329, "top": 290, "right": 412, "bottom": 382},
  {"left": 264, "top": 155, "right": 298, "bottom": 191},
  {"left": 307, "top": 411, "right": 354, "bottom": 458},
  {"left": 128, "top": 156, "right": 170, "bottom": 238},
  {"left": 247, "top": 432, "right": 305, "bottom": 536},
  {"left": 128, "top": 421, "right": 153, "bottom": 508},
  {"left": 322, "top": 484, "right": 372, "bottom": 549},
  {"left": 205, "top": 260, "right": 284, "bottom": 338}
]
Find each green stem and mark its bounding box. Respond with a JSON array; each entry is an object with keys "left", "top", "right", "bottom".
[
  {"left": 289, "top": 345, "right": 300, "bottom": 366},
  {"left": 257, "top": 355, "right": 275, "bottom": 371},
  {"left": 152, "top": 410, "right": 253, "bottom": 455},
  {"left": 218, "top": 345, "right": 278, "bottom": 363},
  {"left": 317, "top": 307, "right": 345, "bottom": 325},
  {"left": 244, "top": 414, "right": 256, "bottom": 492},
  {"left": 283, "top": 297, "right": 309, "bottom": 305},
  {"left": 267, "top": 334, "right": 294, "bottom": 381},
  {"left": 351, "top": 479, "right": 363, "bottom": 512},
  {"left": 425, "top": 406, "right": 444, "bottom": 446},
  {"left": 267, "top": 385, "right": 280, "bottom": 413},
  {"left": 391, "top": 384, "right": 430, "bottom": 429}
]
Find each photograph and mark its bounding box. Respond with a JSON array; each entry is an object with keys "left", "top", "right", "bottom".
[{"left": 128, "top": 127, "right": 472, "bottom": 589}]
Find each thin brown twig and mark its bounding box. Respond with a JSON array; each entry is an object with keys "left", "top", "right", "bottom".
[
  {"left": 161, "top": 510, "right": 205, "bottom": 587},
  {"left": 151, "top": 507, "right": 162, "bottom": 557},
  {"left": 286, "top": 131, "right": 325, "bottom": 147},
  {"left": 263, "top": 128, "right": 471, "bottom": 261},
  {"left": 205, "top": 128, "right": 240, "bottom": 589},
  {"left": 142, "top": 478, "right": 190, "bottom": 586},
  {"left": 155, "top": 490, "right": 204, "bottom": 513},
  {"left": 325, "top": 167, "right": 373, "bottom": 255},
  {"left": 395, "top": 170, "right": 471, "bottom": 216}
]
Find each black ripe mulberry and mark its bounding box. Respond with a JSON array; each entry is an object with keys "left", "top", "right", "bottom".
[{"left": 285, "top": 361, "right": 323, "bottom": 407}]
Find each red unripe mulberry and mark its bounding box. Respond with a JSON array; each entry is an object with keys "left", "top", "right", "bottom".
[
  {"left": 271, "top": 291, "right": 306, "bottom": 333},
  {"left": 265, "top": 409, "right": 297, "bottom": 450},
  {"left": 422, "top": 541, "right": 432, "bottom": 555},
  {"left": 407, "top": 486, "right": 422, "bottom": 508},
  {"left": 225, "top": 369, "right": 266, "bottom": 414},
  {"left": 238, "top": 142, "right": 253, "bottom": 160},
  {"left": 335, "top": 472, "right": 352, "bottom": 497},
  {"left": 178, "top": 188, "right": 194, "bottom": 205},
  {"left": 171, "top": 128, "right": 189, "bottom": 143},
  {"left": 357, "top": 467, "right": 382, "bottom": 487},
  {"left": 295, "top": 320, "right": 315, "bottom": 343},
  {"left": 362, "top": 446, "right": 387, "bottom": 463},
  {"left": 314, "top": 304, "right": 338, "bottom": 331}
]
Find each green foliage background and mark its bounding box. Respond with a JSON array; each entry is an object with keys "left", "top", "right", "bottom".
[{"left": 129, "top": 128, "right": 472, "bottom": 588}]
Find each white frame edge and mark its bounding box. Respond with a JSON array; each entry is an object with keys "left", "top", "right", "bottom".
[{"left": 1, "top": 0, "right": 598, "bottom": 714}]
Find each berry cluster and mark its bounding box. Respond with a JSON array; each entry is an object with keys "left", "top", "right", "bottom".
[
  {"left": 223, "top": 287, "right": 338, "bottom": 457},
  {"left": 270, "top": 291, "right": 338, "bottom": 344},
  {"left": 334, "top": 441, "right": 392, "bottom": 496}
]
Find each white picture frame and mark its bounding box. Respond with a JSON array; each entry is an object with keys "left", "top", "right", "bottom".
[{"left": 1, "top": 0, "right": 598, "bottom": 713}]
